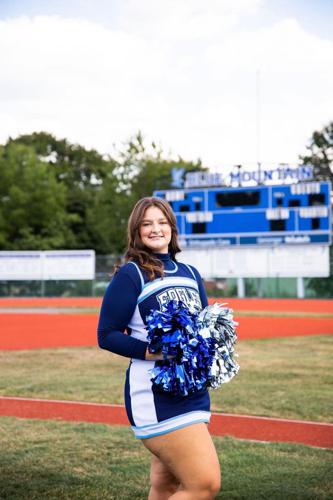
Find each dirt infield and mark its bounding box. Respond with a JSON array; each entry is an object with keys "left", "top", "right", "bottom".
[
  {"left": 1, "top": 396, "right": 332, "bottom": 448},
  {"left": 0, "top": 296, "right": 332, "bottom": 313},
  {"left": 0, "top": 312, "right": 332, "bottom": 350}
]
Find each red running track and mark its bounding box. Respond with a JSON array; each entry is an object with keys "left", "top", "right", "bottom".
[
  {"left": 208, "top": 297, "right": 333, "bottom": 313},
  {"left": 0, "top": 314, "right": 98, "bottom": 350},
  {"left": 0, "top": 396, "right": 332, "bottom": 449},
  {"left": 0, "top": 313, "right": 332, "bottom": 350},
  {"left": 0, "top": 297, "right": 332, "bottom": 313}
]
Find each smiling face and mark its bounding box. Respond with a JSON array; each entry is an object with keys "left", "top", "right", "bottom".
[{"left": 139, "top": 205, "right": 172, "bottom": 254}]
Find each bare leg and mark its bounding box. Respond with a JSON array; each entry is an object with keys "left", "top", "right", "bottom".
[
  {"left": 142, "top": 423, "right": 221, "bottom": 500},
  {"left": 148, "top": 454, "right": 180, "bottom": 500}
]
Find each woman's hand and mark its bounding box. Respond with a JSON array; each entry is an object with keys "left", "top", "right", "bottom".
[{"left": 145, "top": 347, "right": 174, "bottom": 361}]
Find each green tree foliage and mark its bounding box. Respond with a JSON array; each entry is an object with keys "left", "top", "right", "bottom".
[
  {"left": 116, "top": 131, "right": 204, "bottom": 200},
  {"left": 86, "top": 176, "right": 130, "bottom": 254},
  {"left": 300, "top": 121, "right": 333, "bottom": 297},
  {"left": 8, "top": 132, "right": 117, "bottom": 251},
  {"left": 300, "top": 121, "right": 333, "bottom": 183},
  {"left": 87, "top": 132, "right": 205, "bottom": 254},
  {"left": 0, "top": 131, "right": 205, "bottom": 254},
  {"left": 0, "top": 142, "right": 70, "bottom": 249}
]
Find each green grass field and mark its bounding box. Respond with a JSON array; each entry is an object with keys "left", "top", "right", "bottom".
[
  {"left": 1, "top": 417, "right": 332, "bottom": 500},
  {"left": 1, "top": 333, "right": 333, "bottom": 498},
  {"left": 1, "top": 335, "right": 332, "bottom": 422}
]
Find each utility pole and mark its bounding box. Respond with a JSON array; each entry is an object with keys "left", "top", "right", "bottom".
[{"left": 256, "top": 68, "right": 262, "bottom": 184}]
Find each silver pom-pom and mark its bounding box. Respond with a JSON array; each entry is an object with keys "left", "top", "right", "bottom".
[{"left": 198, "top": 303, "right": 240, "bottom": 388}]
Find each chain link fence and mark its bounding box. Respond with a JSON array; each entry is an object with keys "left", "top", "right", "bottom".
[{"left": 0, "top": 254, "right": 329, "bottom": 298}]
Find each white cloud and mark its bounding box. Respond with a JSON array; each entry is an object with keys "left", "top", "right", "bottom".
[
  {"left": 117, "top": 0, "right": 263, "bottom": 40},
  {"left": 0, "top": 2, "right": 332, "bottom": 170}
]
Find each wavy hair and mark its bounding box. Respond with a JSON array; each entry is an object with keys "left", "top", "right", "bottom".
[{"left": 124, "top": 196, "right": 181, "bottom": 280}]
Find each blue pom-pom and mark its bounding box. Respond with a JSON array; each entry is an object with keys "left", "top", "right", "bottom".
[{"left": 146, "top": 300, "right": 239, "bottom": 396}]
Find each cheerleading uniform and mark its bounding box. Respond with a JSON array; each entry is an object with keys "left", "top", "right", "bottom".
[{"left": 97, "top": 253, "right": 211, "bottom": 439}]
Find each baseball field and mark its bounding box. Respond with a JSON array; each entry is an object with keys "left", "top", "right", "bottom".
[{"left": 0, "top": 297, "right": 332, "bottom": 499}]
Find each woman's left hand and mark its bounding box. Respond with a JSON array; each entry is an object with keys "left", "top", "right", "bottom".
[{"left": 145, "top": 347, "right": 175, "bottom": 361}]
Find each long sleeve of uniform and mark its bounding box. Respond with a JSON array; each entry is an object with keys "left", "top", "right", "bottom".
[
  {"left": 189, "top": 265, "right": 209, "bottom": 308},
  {"left": 97, "top": 266, "right": 148, "bottom": 360}
]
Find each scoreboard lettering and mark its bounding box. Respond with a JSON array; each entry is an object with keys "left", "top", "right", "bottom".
[{"left": 154, "top": 182, "right": 331, "bottom": 247}]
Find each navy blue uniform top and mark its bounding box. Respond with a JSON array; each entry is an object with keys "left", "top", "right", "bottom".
[{"left": 97, "top": 253, "right": 208, "bottom": 360}]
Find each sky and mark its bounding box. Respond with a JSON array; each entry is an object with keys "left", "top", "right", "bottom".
[{"left": 0, "top": 0, "right": 332, "bottom": 172}]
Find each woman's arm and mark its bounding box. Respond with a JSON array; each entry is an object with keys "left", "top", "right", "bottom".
[
  {"left": 98, "top": 266, "right": 171, "bottom": 361},
  {"left": 97, "top": 268, "right": 149, "bottom": 360}
]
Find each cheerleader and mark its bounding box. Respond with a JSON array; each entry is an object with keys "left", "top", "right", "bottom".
[{"left": 98, "top": 197, "right": 221, "bottom": 499}]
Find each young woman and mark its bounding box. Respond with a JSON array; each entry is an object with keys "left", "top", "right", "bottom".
[{"left": 98, "top": 197, "right": 221, "bottom": 499}]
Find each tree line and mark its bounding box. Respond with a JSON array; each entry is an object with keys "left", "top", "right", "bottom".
[
  {"left": 0, "top": 122, "right": 332, "bottom": 256},
  {"left": 0, "top": 131, "right": 203, "bottom": 254}
]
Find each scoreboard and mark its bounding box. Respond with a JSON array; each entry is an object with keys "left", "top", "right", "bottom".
[{"left": 154, "top": 181, "right": 331, "bottom": 247}]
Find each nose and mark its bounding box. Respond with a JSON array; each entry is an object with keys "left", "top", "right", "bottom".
[{"left": 151, "top": 222, "right": 161, "bottom": 233}]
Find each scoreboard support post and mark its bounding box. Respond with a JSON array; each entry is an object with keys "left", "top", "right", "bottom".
[
  {"left": 257, "top": 278, "right": 263, "bottom": 298},
  {"left": 297, "top": 277, "right": 305, "bottom": 299},
  {"left": 237, "top": 277, "right": 245, "bottom": 298}
]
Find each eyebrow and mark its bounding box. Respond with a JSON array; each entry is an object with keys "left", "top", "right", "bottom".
[{"left": 141, "top": 217, "right": 168, "bottom": 222}]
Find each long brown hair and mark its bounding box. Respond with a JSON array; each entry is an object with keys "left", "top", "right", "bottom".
[{"left": 124, "top": 197, "right": 181, "bottom": 280}]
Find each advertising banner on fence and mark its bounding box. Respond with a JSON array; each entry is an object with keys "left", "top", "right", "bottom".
[{"left": 0, "top": 250, "right": 95, "bottom": 280}]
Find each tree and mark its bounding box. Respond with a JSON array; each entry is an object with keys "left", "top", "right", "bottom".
[
  {"left": 87, "top": 132, "right": 207, "bottom": 254},
  {"left": 9, "top": 132, "right": 111, "bottom": 187},
  {"left": 300, "top": 121, "right": 333, "bottom": 297},
  {"left": 115, "top": 131, "right": 205, "bottom": 199},
  {"left": 300, "top": 121, "right": 333, "bottom": 183},
  {"left": 87, "top": 178, "right": 130, "bottom": 254},
  {"left": 0, "top": 142, "right": 71, "bottom": 250},
  {"left": 7, "top": 132, "right": 118, "bottom": 250},
  {"left": 1, "top": 131, "right": 208, "bottom": 254}
]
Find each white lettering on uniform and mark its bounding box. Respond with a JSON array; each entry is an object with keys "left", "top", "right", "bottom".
[{"left": 156, "top": 287, "right": 201, "bottom": 310}]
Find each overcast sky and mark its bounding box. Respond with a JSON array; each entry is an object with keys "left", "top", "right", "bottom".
[{"left": 0, "top": 0, "right": 332, "bottom": 171}]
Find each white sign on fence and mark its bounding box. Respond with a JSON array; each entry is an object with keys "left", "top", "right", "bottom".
[
  {"left": 178, "top": 245, "right": 329, "bottom": 278},
  {"left": 0, "top": 250, "right": 95, "bottom": 280}
]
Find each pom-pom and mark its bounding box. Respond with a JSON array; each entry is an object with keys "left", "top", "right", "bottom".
[
  {"left": 146, "top": 300, "right": 239, "bottom": 396},
  {"left": 146, "top": 301, "right": 211, "bottom": 396},
  {"left": 198, "top": 302, "right": 240, "bottom": 388}
]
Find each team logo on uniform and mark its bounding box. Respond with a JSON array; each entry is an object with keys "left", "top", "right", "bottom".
[{"left": 156, "top": 287, "right": 201, "bottom": 310}]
